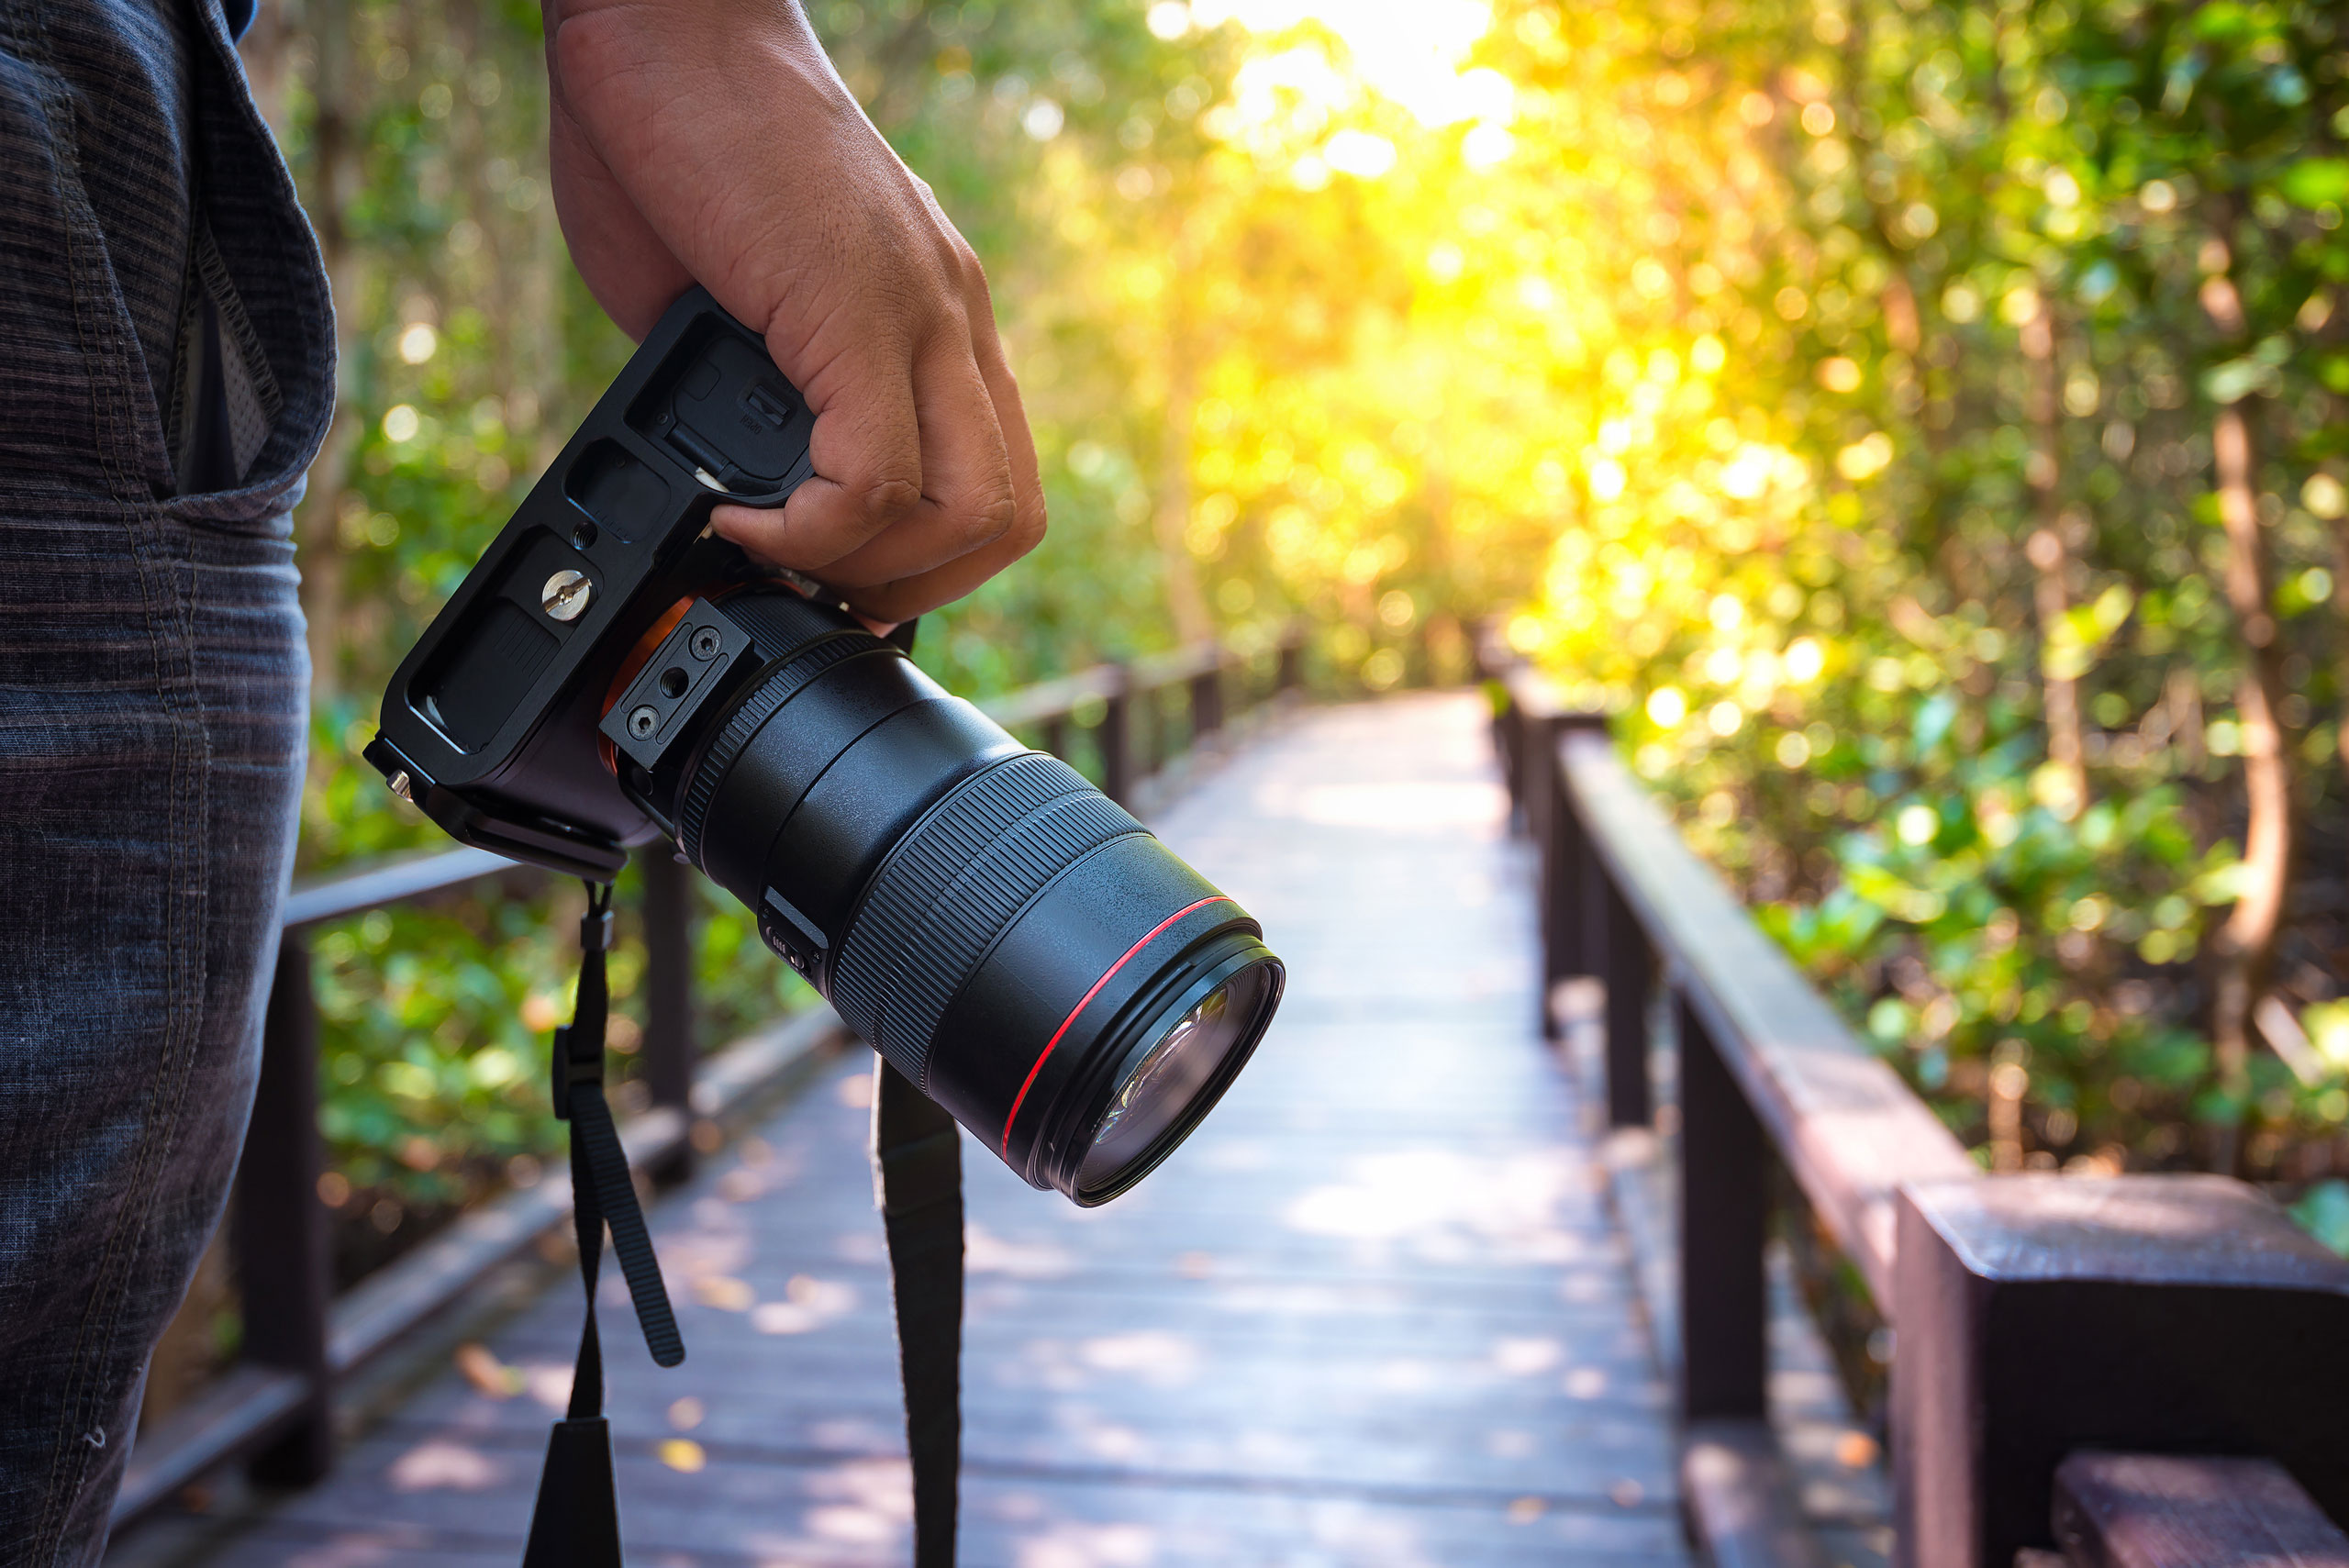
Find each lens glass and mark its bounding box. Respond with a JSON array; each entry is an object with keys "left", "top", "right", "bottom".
[{"left": 1075, "top": 960, "right": 1276, "bottom": 1192}]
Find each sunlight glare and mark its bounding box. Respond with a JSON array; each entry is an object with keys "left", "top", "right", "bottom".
[
  {"left": 1323, "top": 128, "right": 1397, "bottom": 177},
  {"left": 1197, "top": 0, "right": 1508, "bottom": 128}
]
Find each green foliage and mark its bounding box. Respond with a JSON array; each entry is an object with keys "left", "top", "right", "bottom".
[
  {"left": 306, "top": 864, "right": 816, "bottom": 1211},
  {"left": 2290, "top": 1179, "right": 2349, "bottom": 1256},
  {"left": 312, "top": 896, "right": 576, "bottom": 1199},
  {"left": 1499, "top": 0, "right": 2349, "bottom": 1198}
]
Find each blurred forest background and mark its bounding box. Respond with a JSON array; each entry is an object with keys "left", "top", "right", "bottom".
[{"left": 237, "top": 0, "right": 2349, "bottom": 1287}]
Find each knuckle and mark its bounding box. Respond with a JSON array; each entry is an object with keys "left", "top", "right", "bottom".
[
  {"left": 1007, "top": 503, "right": 1046, "bottom": 559},
  {"left": 957, "top": 258, "right": 996, "bottom": 313},
  {"left": 857, "top": 474, "right": 923, "bottom": 526},
  {"left": 1006, "top": 484, "right": 1046, "bottom": 543},
  {"left": 960, "top": 483, "right": 1019, "bottom": 548}
]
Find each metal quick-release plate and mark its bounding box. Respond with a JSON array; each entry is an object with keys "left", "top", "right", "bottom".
[{"left": 596, "top": 603, "right": 755, "bottom": 773}]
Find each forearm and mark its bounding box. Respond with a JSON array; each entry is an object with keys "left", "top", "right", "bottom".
[{"left": 538, "top": 0, "right": 1043, "bottom": 619}]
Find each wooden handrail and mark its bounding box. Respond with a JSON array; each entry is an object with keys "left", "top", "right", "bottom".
[
  {"left": 979, "top": 663, "right": 1128, "bottom": 729},
  {"left": 2049, "top": 1453, "right": 2349, "bottom": 1568},
  {"left": 1129, "top": 638, "right": 1228, "bottom": 689},
  {"left": 1559, "top": 728, "right": 1974, "bottom": 1307},
  {"left": 282, "top": 845, "right": 531, "bottom": 930},
  {"left": 122, "top": 628, "right": 1308, "bottom": 1527},
  {"left": 1482, "top": 635, "right": 2349, "bottom": 1568}
]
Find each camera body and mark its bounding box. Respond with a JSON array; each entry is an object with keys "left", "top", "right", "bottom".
[
  {"left": 365, "top": 287, "right": 826, "bottom": 880},
  {"left": 367, "top": 289, "right": 1284, "bottom": 1205}
]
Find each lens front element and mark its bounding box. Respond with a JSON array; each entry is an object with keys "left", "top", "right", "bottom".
[{"left": 1077, "top": 960, "right": 1278, "bottom": 1198}]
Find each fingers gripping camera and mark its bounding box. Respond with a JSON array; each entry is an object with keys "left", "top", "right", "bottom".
[{"left": 366, "top": 290, "right": 1282, "bottom": 1202}]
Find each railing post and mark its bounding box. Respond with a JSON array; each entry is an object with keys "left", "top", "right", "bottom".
[
  {"left": 1041, "top": 714, "right": 1070, "bottom": 762},
  {"left": 1101, "top": 666, "right": 1134, "bottom": 806},
  {"left": 1598, "top": 868, "right": 1653, "bottom": 1127},
  {"left": 1535, "top": 715, "right": 1609, "bottom": 1038},
  {"left": 1514, "top": 698, "right": 1552, "bottom": 823},
  {"left": 640, "top": 849, "right": 696, "bottom": 1180},
  {"left": 1276, "top": 633, "right": 1303, "bottom": 695},
  {"left": 1676, "top": 986, "right": 1767, "bottom": 1424},
  {"left": 1891, "top": 1175, "right": 2349, "bottom": 1568},
  {"left": 1496, "top": 702, "right": 1526, "bottom": 826},
  {"left": 1522, "top": 708, "right": 1564, "bottom": 1037},
  {"left": 1140, "top": 682, "right": 1164, "bottom": 776},
  {"left": 1190, "top": 656, "right": 1223, "bottom": 744},
  {"left": 237, "top": 932, "right": 334, "bottom": 1485}
]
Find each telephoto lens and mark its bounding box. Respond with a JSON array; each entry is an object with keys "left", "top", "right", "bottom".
[{"left": 600, "top": 583, "right": 1283, "bottom": 1204}]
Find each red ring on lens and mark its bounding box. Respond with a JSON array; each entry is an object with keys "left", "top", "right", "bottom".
[{"left": 998, "top": 896, "right": 1233, "bottom": 1157}]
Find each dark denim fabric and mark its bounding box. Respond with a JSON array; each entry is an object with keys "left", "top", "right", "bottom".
[{"left": 0, "top": 0, "right": 332, "bottom": 1559}]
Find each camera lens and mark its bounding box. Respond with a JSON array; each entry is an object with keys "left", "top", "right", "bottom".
[
  {"left": 614, "top": 584, "right": 1282, "bottom": 1203},
  {"left": 1076, "top": 959, "right": 1276, "bottom": 1199}
]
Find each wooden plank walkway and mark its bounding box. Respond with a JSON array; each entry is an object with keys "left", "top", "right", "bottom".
[{"left": 178, "top": 693, "right": 1692, "bottom": 1567}]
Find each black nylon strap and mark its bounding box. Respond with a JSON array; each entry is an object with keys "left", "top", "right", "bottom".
[
  {"left": 522, "top": 883, "right": 687, "bottom": 1568},
  {"left": 566, "top": 1126, "right": 606, "bottom": 1421},
  {"left": 873, "top": 1059, "right": 963, "bottom": 1568},
  {"left": 570, "top": 1080, "right": 685, "bottom": 1369}
]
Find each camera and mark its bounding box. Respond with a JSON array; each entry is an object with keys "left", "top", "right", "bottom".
[{"left": 365, "top": 288, "right": 1283, "bottom": 1203}]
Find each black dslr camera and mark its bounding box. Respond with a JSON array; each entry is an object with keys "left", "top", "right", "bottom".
[{"left": 366, "top": 289, "right": 1281, "bottom": 1202}]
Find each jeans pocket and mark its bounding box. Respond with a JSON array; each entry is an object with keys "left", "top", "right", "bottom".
[{"left": 166, "top": 224, "right": 321, "bottom": 540}]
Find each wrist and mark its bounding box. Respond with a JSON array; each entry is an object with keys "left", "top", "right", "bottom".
[{"left": 546, "top": 0, "right": 823, "bottom": 81}]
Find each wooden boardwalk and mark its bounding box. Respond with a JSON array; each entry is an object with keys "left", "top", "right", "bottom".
[{"left": 186, "top": 694, "right": 1693, "bottom": 1567}]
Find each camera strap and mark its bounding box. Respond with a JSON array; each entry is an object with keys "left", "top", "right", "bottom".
[
  {"left": 872, "top": 1058, "right": 963, "bottom": 1568},
  {"left": 510, "top": 881, "right": 960, "bottom": 1564},
  {"left": 522, "top": 881, "right": 686, "bottom": 1568}
]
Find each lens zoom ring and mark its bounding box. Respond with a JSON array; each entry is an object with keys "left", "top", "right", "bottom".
[
  {"left": 678, "top": 633, "right": 868, "bottom": 869},
  {"left": 831, "top": 754, "right": 1145, "bottom": 1083}
]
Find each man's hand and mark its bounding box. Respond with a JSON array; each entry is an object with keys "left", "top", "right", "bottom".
[{"left": 541, "top": 0, "right": 1044, "bottom": 622}]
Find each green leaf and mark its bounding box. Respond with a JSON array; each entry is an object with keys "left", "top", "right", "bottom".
[
  {"left": 2279, "top": 158, "right": 2349, "bottom": 209},
  {"left": 2290, "top": 1180, "right": 2349, "bottom": 1257},
  {"left": 2201, "top": 358, "right": 2267, "bottom": 406},
  {"left": 1914, "top": 694, "right": 1957, "bottom": 754}
]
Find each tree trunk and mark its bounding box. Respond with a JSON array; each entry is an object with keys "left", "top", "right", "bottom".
[
  {"left": 2332, "top": 515, "right": 2349, "bottom": 776},
  {"left": 1153, "top": 234, "right": 1212, "bottom": 648},
  {"left": 234, "top": 0, "right": 295, "bottom": 141},
  {"left": 288, "top": 0, "right": 368, "bottom": 705},
  {"left": 2021, "top": 304, "right": 2086, "bottom": 817},
  {"left": 2207, "top": 403, "right": 2294, "bottom": 1174},
  {"left": 1152, "top": 374, "right": 1212, "bottom": 647}
]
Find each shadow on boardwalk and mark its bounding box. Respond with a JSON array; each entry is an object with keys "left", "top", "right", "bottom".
[{"left": 158, "top": 693, "right": 1693, "bottom": 1567}]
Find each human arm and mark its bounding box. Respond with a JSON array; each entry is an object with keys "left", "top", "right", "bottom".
[{"left": 540, "top": 0, "right": 1044, "bottom": 621}]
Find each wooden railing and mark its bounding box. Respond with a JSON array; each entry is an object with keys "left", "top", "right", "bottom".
[
  {"left": 117, "top": 631, "right": 1304, "bottom": 1525},
  {"left": 1481, "top": 641, "right": 2349, "bottom": 1568}
]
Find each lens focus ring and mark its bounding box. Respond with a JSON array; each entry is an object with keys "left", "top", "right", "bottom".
[
  {"left": 830, "top": 753, "right": 1145, "bottom": 1086},
  {"left": 677, "top": 632, "right": 868, "bottom": 870}
]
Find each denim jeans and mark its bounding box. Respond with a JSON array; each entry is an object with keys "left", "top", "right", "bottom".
[{"left": 0, "top": 0, "right": 333, "bottom": 1560}]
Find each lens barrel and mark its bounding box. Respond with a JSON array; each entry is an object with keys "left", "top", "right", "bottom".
[{"left": 635, "top": 586, "right": 1281, "bottom": 1203}]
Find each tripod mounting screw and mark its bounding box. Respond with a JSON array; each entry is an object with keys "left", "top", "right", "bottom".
[{"left": 542, "top": 569, "right": 594, "bottom": 622}]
